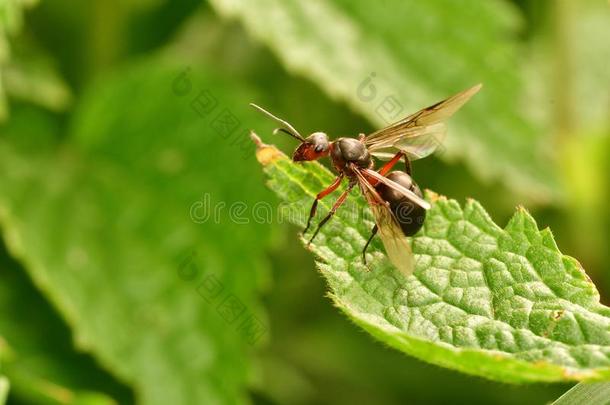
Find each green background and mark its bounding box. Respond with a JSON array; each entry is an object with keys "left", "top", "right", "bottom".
[{"left": 0, "top": 0, "right": 608, "bottom": 404}]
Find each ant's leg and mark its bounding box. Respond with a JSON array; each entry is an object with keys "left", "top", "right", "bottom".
[
  {"left": 308, "top": 182, "right": 356, "bottom": 244},
  {"left": 377, "top": 150, "right": 412, "bottom": 176},
  {"left": 362, "top": 225, "right": 378, "bottom": 268},
  {"left": 404, "top": 155, "right": 412, "bottom": 176},
  {"left": 377, "top": 151, "right": 403, "bottom": 176},
  {"left": 304, "top": 174, "right": 344, "bottom": 234}
]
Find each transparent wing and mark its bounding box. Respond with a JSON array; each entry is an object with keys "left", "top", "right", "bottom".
[
  {"left": 365, "top": 84, "right": 481, "bottom": 160},
  {"left": 362, "top": 168, "right": 430, "bottom": 210},
  {"left": 355, "top": 169, "right": 415, "bottom": 275},
  {"left": 369, "top": 122, "right": 446, "bottom": 161}
]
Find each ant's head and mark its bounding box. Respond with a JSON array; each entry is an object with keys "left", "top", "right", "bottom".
[
  {"left": 292, "top": 132, "right": 330, "bottom": 162},
  {"left": 250, "top": 103, "right": 330, "bottom": 162}
]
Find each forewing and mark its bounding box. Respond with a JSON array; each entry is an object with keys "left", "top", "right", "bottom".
[
  {"left": 363, "top": 169, "right": 431, "bottom": 210},
  {"left": 369, "top": 122, "right": 447, "bottom": 161},
  {"left": 365, "top": 84, "right": 481, "bottom": 159},
  {"left": 355, "top": 171, "right": 415, "bottom": 275},
  {"left": 373, "top": 205, "right": 415, "bottom": 276}
]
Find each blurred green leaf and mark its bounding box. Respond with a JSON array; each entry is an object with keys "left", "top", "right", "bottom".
[
  {"left": 210, "top": 0, "right": 560, "bottom": 202},
  {"left": 0, "top": 235, "right": 131, "bottom": 405},
  {"left": 3, "top": 42, "right": 72, "bottom": 112},
  {"left": 0, "top": 60, "right": 275, "bottom": 404},
  {"left": 566, "top": 1, "right": 610, "bottom": 132},
  {"left": 0, "top": 0, "right": 37, "bottom": 119},
  {"left": 0, "top": 0, "right": 38, "bottom": 56},
  {"left": 0, "top": 0, "right": 71, "bottom": 120},
  {"left": 3, "top": 367, "right": 117, "bottom": 405},
  {"left": 521, "top": 0, "right": 610, "bottom": 283},
  {"left": 522, "top": 1, "right": 610, "bottom": 138},
  {"left": 552, "top": 382, "right": 610, "bottom": 405},
  {"left": 0, "top": 375, "right": 8, "bottom": 405},
  {"left": 254, "top": 139, "right": 610, "bottom": 383}
]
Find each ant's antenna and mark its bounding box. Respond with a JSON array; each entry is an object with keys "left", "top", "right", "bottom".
[{"left": 249, "top": 103, "right": 305, "bottom": 142}]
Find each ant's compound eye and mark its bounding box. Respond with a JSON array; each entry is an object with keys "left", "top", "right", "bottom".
[{"left": 314, "top": 145, "right": 325, "bottom": 153}]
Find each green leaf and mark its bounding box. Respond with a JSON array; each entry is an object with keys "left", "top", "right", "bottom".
[
  {"left": 0, "top": 61, "right": 274, "bottom": 404},
  {"left": 209, "top": 0, "right": 560, "bottom": 202},
  {"left": 0, "top": 1, "right": 71, "bottom": 120},
  {"left": 0, "top": 376, "right": 8, "bottom": 405},
  {"left": 3, "top": 43, "right": 72, "bottom": 113},
  {"left": 552, "top": 382, "right": 610, "bottom": 405},
  {"left": 253, "top": 138, "right": 610, "bottom": 383},
  {"left": 0, "top": 0, "right": 38, "bottom": 120},
  {"left": 557, "top": 1, "right": 610, "bottom": 132},
  {"left": 0, "top": 240, "right": 131, "bottom": 405}
]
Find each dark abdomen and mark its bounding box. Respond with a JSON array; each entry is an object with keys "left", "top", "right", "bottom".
[{"left": 376, "top": 171, "right": 426, "bottom": 236}]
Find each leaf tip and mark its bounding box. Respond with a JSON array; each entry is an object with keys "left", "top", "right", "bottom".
[
  {"left": 425, "top": 189, "right": 445, "bottom": 203},
  {"left": 251, "top": 131, "right": 285, "bottom": 166}
]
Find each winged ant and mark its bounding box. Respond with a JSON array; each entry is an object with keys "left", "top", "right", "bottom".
[{"left": 251, "top": 84, "right": 481, "bottom": 274}]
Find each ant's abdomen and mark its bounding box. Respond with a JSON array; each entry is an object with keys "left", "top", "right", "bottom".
[{"left": 376, "top": 171, "right": 426, "bottom": 236}]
